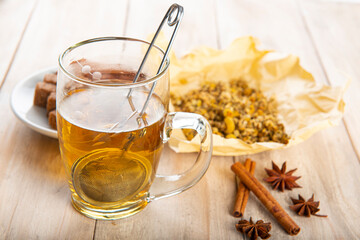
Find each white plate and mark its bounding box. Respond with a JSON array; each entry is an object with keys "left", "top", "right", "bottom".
[{"left": 10, "top": 67, "right": 58, "bottom": 139}]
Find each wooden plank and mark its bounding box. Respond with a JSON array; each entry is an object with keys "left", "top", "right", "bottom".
[
  {"left": 216, "top": 0, "right": 360, "bottom": 238},
  {"left": 0, "top": 0, "right": 128, "bottom": 238},
  {"left": 0, "top": 0, "right": 36, "bottom": 88},
  {"left": 298, "top": 0, "right": 360, "bottom": 159},
  {"left": 123, "top": 0, "right": 218, "bottom": 55},
  {"left": 93, "top": 0, "right": 238, "bottom": 239}
]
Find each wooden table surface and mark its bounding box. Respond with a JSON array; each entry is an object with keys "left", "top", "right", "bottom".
[{"left": 1, "top": 0, "right": 359, "bottom": 239}]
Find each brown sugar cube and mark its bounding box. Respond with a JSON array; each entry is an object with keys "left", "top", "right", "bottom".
[
  {"left": 34, "top": 82, "right": 56, "bottom": 107},
  {"left": 46, "top": 92, "right": 56, "bottom": 114},
  {"left": 43, "top": 73, "right": 57, "bottom": 85},
  {"left": 48, "top": 110, "right": 57, "bottom": 130}
]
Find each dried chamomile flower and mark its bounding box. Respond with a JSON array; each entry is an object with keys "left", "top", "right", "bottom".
[{"left": 171, "top": 79, "right": 290, "bottom": 144}]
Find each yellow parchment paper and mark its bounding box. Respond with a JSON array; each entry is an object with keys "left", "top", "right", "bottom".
[{"left": 165, "top": 36, "right": 347, "bottom": 156}]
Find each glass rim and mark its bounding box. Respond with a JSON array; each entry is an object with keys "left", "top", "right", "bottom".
[{"left": 58, "top": 36, "right": 170, "bottom": 88}]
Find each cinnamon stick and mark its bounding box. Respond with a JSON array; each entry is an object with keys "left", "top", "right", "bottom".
[
  {"left": 238, "top": 161, "right": 256, "bottom": 217},
  {"left": 231, "top": 162, "right": 300, "bottom": 235},
  {"left": 233, "top": 159, "right": 251, "bottom": 217}
]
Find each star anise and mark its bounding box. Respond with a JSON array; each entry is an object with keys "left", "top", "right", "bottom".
[
  {"left": 290, "top": 194, "right": 327, "bottom": 217},
  {"left": 236, "top": 217, "right": 271, "bottom": 240},
  {"left": 264, "top": 161, "right": 301, "bottom": 191}
]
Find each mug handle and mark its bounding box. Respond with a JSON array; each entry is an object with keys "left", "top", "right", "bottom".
[{"left": 149, "top": 112, "right": 213, "bottom": 201}]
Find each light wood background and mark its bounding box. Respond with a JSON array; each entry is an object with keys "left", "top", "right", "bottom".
[{"left": 1, "top": 0, "right": 359, "bottom": 239}]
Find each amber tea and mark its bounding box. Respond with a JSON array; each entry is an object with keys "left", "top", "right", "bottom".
[{"left": 57, "top": 87, "right": 166, "bottom": 211}]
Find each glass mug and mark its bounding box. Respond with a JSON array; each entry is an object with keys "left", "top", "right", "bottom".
[{"left": 57, "top": 37, "right": 213, "bottom": 220}]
